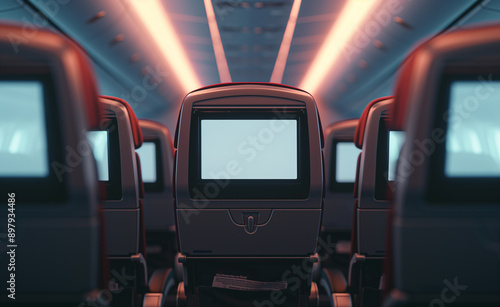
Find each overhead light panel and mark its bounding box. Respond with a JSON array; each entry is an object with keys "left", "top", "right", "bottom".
[
  {"left": 270, "top": 0, "right": 302, "bottom": 84},
  {"left": 299, "top": 0, "right": 381, "bottom": 94},
  {"left": 129, "top": 0, "right": 202, "bottom": 93},
  {"left": 204, "top": 0, "right": 232, "bottom": 83}
]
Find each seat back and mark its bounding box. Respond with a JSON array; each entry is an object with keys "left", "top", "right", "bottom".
[
  {"left": 353, "top": 96, "right": 395, "bottom": 257},
  {"left": 138, "top": 119, "right": 175, "bottom": 232},
  {"left": 347, "top": 97, "right": 401, "bottom": 306},
  {"left": 322, "top": 119, "right": 360, "bottom": 232},
  {"left": 98, "top": 96, "right": 143, "bottom": 257},
  {"left": 175, "top": 83, "right": 324, "bottom": 257},
  {"left": 94, "top": 96, "right": 150, "bottom": 306},
  {"left": 174, "top": 83, "right": 324, "bottom": 306},
  {"left": 0, "top": 23, "right": 103, "bottom": 304},
  {"left": 385, "top": 24, "right": 500, "bottom": 305}
]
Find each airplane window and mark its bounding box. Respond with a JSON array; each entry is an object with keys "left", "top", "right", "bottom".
[
  {"left": 335, "top": 142, "right": 361, "bottom": 183},
  {"left": 0, "top": 81, "right": 49, "bottom": 177},
  {"left": 87, "top": 131, "right": 109, "bottom": 181},
  {"left": 201, "top": 119, "right": 297, "bottom": 180},
  {"left": 388, "top": 131, "right": 406, "bottom": 181},
  {"left": 445, "top": 81, "right": 500, "bottom": 177},
  {"left": 136, "top": 142, "right": 157, "bottom": 183}
]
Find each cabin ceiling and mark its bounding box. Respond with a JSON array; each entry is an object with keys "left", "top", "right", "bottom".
[{"left": 1, "top": 0, "right": 497, "bottom": 131}]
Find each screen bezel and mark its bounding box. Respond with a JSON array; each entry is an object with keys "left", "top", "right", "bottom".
[
  {"left": 329, "top": 138, "right": 359, "bottom": 193},
  {"left": 188, "top": 109, "right": 310, "bottom": 199},
  {"left": 0, "top": 72, "right": 67, "bottom": 203},
  {"left": 99, "top": 117, "right": 122, "bottom": 200},
  {"left": 387, "top": 130, "right": 406, "bottom": 182},
  {"left": 374, "top": 116, "right": 396, "bottom": 200},
  {"left": 428, "top": 73, "right": 500, "bottom": 203},
  {"left": 141, "top": 138, "right": 164, "bottom": 192},
  {"left": 87, "top": 130, "right": 110, "bottom": 181}
]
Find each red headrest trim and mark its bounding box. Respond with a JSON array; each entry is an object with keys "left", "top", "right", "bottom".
[
  {"left": 100, "top": 96, "right": 143, "bottom": 149},
  {"left": 0, "top": 24, "right": 103, "bottom": 129},
  {"left": 354, "top": 96, "right": 394, "bottom": 149}
]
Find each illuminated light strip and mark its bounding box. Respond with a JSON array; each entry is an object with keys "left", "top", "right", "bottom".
[
  {"left": 299, "top": 0, "right": 380, "bottom": 93},
  {"left": 270, "top": 0, "right": 302, "bottom": 84},
  {"left": 204, "top": 0, "right": 232, "bottom": 83},
  {"left": 129, "top": 0, "right": 201, "bottom": 93}
]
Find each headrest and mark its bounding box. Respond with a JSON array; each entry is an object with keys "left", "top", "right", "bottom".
[
  {"left": 324, "top": 119, "right": 359, "bottom": 137},
  {"left": 0, "top": 22, "right": 102, "bottom": 130},
  {"left": 391, "top": 23, "right": 500, "bottom": 130},
  {"left": 354, "top": 96, "right": 394, "bottom": 149},
  {"left": 139, "top": 119, "right": 175, "bottom": 158},
  {"left": 100, "top": 96, "right": 143, "bottom": 148},
  {"left": 174, "top": 82, "right": 324, "bottom": 148},
  {"left": 190, "top": 81, "right": 310, "bottom": 94}
]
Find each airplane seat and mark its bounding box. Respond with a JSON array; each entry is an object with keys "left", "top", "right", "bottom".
[
  {"left": 0, "top": 22, "right": 107, "bottom": 305},
  {"left": 321, "top": 119, "right": 359, "bottom": 256},
  {"left": 97, "top": 96, "right": 146, "bottom": 306},
  {"left": 97, "top": 96, "right": 175, "bottom": 307},
  {"left": 383, "top": 23, "right": 500, "bottom": 306},
  {"left": 136, "top": 149, "right": 178, "bottom": 305},
  {"left": 348, "top": 96, "right": 396, "bottom": 307},
  {"left": 137, "top": 119, "right": 177, "bottom": 272},
  {"left": 174, "top": 83, "right": 344, "bottom": 306},
  {"left": 317, "top": 119, "right": 359, "bottom": 296}
]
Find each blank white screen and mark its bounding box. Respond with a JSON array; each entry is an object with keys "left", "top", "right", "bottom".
[
  {"left": 445, "top": 81, "right": 500, "bottom": 177},
  {"left": 335, "top": 142, "right": 361, "bottom": 183},
  {"left": 87, "top": 131, "right": 109, "bottom": 181},
  {"left": 201, "top": 119, "right": 297, "bottom": 179},
  {"left": 0, "top": 81, "right": 49, "bottom": 177},
  {"left": 137, "top": 142, "right": 157, "bottom": 183},
  {"left": 388, "top": 131, "right": 406, "bottom": 181}
]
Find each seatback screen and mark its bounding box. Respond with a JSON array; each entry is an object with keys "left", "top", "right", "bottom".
[
  {"left": 137, "top": 142, "right": 157, "bottom": 183},
  {"left": 335, "top": 142, "right": 361, "bottom": 183},
  {"left": 201, "top": 119, "right": 298, "bottom": 180},
  {"left": 0, "top": 81, "right": 49, "bottom": 177},
  {"left": 445, "top": 81, "right": 500, "bottom": 177},
  {"left": 388, "top": 131, "right": 406, "bottom": 181},
  {"left": 87, "top": 131, "right": 109, "bottom": 181}
]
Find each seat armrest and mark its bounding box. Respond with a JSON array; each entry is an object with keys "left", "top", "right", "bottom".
[
  {"left": 131, "top": 253, "right": 149, "bottom": 292},
  {"left": 147, "top": 268, "right": 176, "bottom": 307},
  {"left": 143, "top": 293, "right": 162, "bottom": 307},
  {"left": 324, "top": 268, "right": 348, "bottom": 293},
  {"left": 333, "top": 293, "right": 352, "bottom": 307},
  {"left": 149, "top": 268, "right": 174, "bottom": 293}
]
